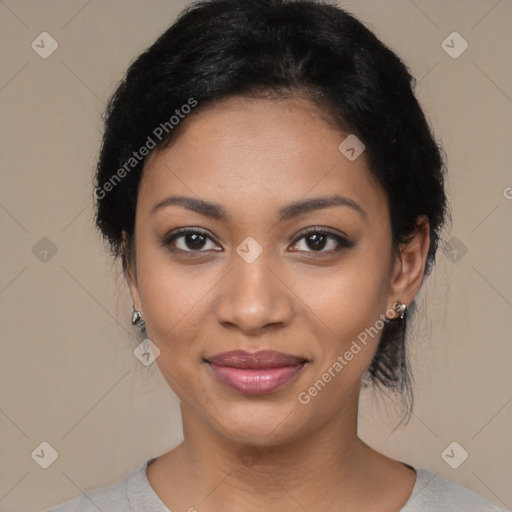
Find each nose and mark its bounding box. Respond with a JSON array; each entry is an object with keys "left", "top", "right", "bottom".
[{"left": 214, "top": 250, "right": 294, "bottom": 336}]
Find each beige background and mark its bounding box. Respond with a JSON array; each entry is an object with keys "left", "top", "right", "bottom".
[{"left": 0, "top": 1, "right": 511, "bottom": 511}]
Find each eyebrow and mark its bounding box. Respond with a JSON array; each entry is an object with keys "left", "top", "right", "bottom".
[{"left": 150, "top": 194, "right": 367, "bottom": 222}]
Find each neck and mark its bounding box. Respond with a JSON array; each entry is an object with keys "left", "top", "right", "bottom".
[{"left": 170, "top": 389, "right": 374, "bottom": 511}]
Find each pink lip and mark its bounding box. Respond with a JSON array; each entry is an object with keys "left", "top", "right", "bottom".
[{"left": 205, "top": 350, "right": 308, "bottom": 395}]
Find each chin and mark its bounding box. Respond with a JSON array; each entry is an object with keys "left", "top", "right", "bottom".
[{"left": 210, "top": 400, "right": 308, "bottom": 448}]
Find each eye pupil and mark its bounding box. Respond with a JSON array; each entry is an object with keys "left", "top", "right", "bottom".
[
  {"left": 307, "top": 233, "right": 327, "bottom": 250},
  {"left": 186, "top": 233, "right": 206, "bottom": 249}
]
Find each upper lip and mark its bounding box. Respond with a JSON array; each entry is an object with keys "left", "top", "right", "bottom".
[{"left": 205, "top": 350, "right": 308, "bottom": 369}]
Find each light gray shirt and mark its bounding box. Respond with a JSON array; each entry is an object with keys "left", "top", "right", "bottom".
[{"left": 44, "top": 458, "right": 503, "bottom": 511}]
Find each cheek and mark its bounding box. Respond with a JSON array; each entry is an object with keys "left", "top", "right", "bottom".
[
  {"left": 289, "top": 254, "right": 391, "bottom": 383},
  {"left": 292, "top": 258, "right": 389, "bottom": 336},
  {"left": 134, "top": 242, "right": 210, "bottom": 353}
]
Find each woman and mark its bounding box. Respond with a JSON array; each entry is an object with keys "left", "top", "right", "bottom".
[{"left": 47, "top": 0, "right": 502, "bottom": 510}]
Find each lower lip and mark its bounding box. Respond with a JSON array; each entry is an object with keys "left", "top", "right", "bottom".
[{"left": 207, "top": 362, "right": 306, "bottom": 395}]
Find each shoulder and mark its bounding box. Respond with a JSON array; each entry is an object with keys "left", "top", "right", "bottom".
[
  {"left": 400, "top": 469, "right": 504, "bottom": 512},
  {"left": 44, "top": 478, "right": 129, "bottom": 512},
  {"left": 43, "top": 461, "right": 146, "bottom": 512}
]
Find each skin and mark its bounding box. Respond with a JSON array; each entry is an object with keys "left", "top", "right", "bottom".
[{"left": 124, "top": 95, "right": 430, "bottom": 512}]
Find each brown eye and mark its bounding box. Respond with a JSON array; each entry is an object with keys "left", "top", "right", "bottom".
[
  {"left": 161, "top": 228, "right": 221, "bottom": 252},
  {"left": 302, "top": 232, "right": 332, "bottom": 251},
  {"left": 290, "top": 228, "right": 354, "bottom": 255}
]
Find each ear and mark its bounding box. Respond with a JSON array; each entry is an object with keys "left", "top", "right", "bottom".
[
  {"left": 122, "top": 230, "right": 143, "bottom": 312},
  {"left": 387, "top": 215, "right": 430, "bottom": 315}
]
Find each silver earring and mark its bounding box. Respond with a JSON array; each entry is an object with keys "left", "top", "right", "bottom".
[
  {"left": 393, "top": 302, "right": 407, "bottom": 320},
  {"left": 131, "top": 306, "right": 145, "bottom": 328}
]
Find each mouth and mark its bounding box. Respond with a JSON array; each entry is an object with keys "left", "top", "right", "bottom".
[{"left": 204, "top": 350, "right": 309, "bottom": 395}]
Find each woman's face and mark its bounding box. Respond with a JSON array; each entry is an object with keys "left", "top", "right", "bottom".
[{"left": 127, "top": 96, "right": 418, "bottom": 446}]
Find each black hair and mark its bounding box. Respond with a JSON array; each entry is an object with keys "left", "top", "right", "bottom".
[{"left": 94, "top": 0, "right": 449, "bottom": 419}]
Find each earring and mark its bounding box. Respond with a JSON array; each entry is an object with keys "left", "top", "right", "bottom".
[
  {"left": 393, "top": 301, "right": 407, "bottom": 320},
  {"left": 131, "top": 306, "right": 145, "bottom": 328}
]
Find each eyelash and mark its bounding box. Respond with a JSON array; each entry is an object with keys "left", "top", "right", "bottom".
[{"left": 160, "top": 227, "right": 355, "bottom": 257}]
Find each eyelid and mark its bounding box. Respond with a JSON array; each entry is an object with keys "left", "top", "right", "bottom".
[
  {"left": 159, "top": 227, "right": 222, "bottom": 251},
  {"left": 293, "top": 226, "right": 351, "bottom": 242},
  {"left": 289, "top": 226, "right": 355, "bottom": 253}
]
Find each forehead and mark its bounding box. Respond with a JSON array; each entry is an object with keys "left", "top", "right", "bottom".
[{"left": 138, "top": 96, "right": 387, "bottom": 222}]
